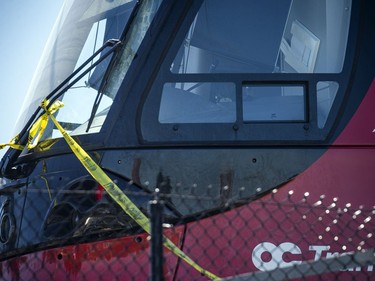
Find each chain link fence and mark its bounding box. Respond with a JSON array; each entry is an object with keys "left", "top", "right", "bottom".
[{"left": 0, "top": 180, "right": 374, "bottom": 281}]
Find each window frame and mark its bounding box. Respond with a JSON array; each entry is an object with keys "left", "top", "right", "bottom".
[
  {"left": 139, "top": 0, "right": 358, "bottom": 144},
  {"left": 241, "top": 82, "right": 307, "bottom": 124}
]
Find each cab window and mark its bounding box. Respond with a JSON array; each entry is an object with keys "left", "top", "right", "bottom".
[
  {"left": 141, "top": 0, "right": 352, "bottom": 142},
  {"left": 159, "top": 83, "right": 236, "bottom": 124},
  {"left": 170, "top": 0, "right": 351, "bottom": 74},
  {"left": 242, "top": 84, "right": 305, "bottom": 122}
]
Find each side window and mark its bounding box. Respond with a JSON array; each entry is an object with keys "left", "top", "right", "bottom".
[
  {"left": 242, "top": 84, "right": 305, "bottom": 122},
  {"left": 317, "top": 81, "right": 339, "bottom": 128},
  {"left": 159, "top": 83, "right": 236, "bottom": 123}
]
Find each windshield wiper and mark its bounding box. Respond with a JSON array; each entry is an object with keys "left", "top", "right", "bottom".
[
  {"left": 48, "top": 39, "right": 122, "bottom": 106},
  {"left": 85, "top": 45, "right": 119, "bottom": 132},
  {"left": 0, "top": 39, "right": 122, "bottom": 178},
  {"left": 85, "top": 1, "right": 144, "bottom": 133},
  {"left": 24, "top": 39, "right": 122, "bottom": 139}
]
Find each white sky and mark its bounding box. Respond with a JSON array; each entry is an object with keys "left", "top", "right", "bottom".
[{"left": 0, "top": 1, "right": 64, "bottom": 158}]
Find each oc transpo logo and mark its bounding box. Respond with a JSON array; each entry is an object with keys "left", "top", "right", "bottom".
[{"left": 251, "top": 242, "right": 374, "bottom": 272}]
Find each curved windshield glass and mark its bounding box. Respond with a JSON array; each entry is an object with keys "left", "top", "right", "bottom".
[
  {"left": 15, "top": 0, "right": 137, "bottom": 139},
  {"left": 171, "top": 0, "right": 351, "bottom": 74},
  {"left": 15, "top": 0, "right": 162, "bottom": 144}
]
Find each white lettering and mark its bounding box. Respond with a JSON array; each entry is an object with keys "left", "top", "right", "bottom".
[
  {"left": 309, "top": 245, "right": 330, "bottom": 261},
  {"left": 252, "top": 243, "right": 373, "bottom": 272},
  {"left": 252, "top": 242, "right": 302, "bottom": 271}
]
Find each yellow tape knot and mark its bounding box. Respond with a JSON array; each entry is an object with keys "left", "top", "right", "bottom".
[{"left": 27, "top": 99, "right": 64, "bottom": 150}]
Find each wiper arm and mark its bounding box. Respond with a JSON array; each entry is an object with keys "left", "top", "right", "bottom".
[
  {"left": 86, "top": 1, "right": 145, "bottom": 133},
  {"left": 1, "top": 39, "right": 122, "bottom": 178},
  {"left": 86, "top": 94, "right": 102, "bottom": 133},
  {"left": 85, "top": 42, "right": 121, "bottom": 132},
  {"left": 23, "top": 39, "right": 122, "bottom": 141},
  {"left": 48, "top": 39, "right": 122, "bottom": 107}
]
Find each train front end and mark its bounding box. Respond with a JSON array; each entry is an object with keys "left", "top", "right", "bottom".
[{"left": 0, "top": 0, "right": 374, "bottom": 280}]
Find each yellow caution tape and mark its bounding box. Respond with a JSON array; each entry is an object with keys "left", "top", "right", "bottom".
[
  {"left": 27, "top": 100, "right": 64, "bottom": 149},
  {"left": 0, "top": 134, "right": 24, "bottom": 151},
  {"left": 0, "top": 100, "right": 64, "bottom": 152},
  {"left": 37, "top": 100, "right": 221, "bottom": 280}
]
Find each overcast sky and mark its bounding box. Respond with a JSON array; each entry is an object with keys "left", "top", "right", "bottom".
[{"left": 0, "top": 1, "right": 64, "bottom": 158}]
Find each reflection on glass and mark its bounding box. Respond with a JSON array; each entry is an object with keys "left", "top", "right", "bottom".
[
  {"left": 242, "top": 85, "right": 305, "bottom": 122},
  {"left": 317, "top": 81, "right": 339, "bottom": 128},
  {"left": 16, "top": 0, "right": 164, "bottom": 144},
  {"left": 159, "top": 83, "right": 236, "bottom": 123},
  {"left": 16, "top": 1, "right": 138, "bottom": 138},
  {"left": 170, "top": 0, "right": 351, "bottom": 74}
]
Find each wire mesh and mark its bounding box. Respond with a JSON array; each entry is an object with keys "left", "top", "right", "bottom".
[{"left": 0, "top": 180, "right": 373, "bottom": 281}]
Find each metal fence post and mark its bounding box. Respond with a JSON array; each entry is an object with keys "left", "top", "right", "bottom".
[{"left": 149, "top": 188, "right": 164, "bottom": 281}]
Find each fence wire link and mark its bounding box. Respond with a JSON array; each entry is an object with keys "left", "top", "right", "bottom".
[{"left": 0, "top": 181, "right": 374, "bottom": 281}]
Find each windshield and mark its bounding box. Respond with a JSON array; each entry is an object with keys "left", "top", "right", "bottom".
[{"left": 15, "top": 0, "right": 162, "bottom": 143}]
